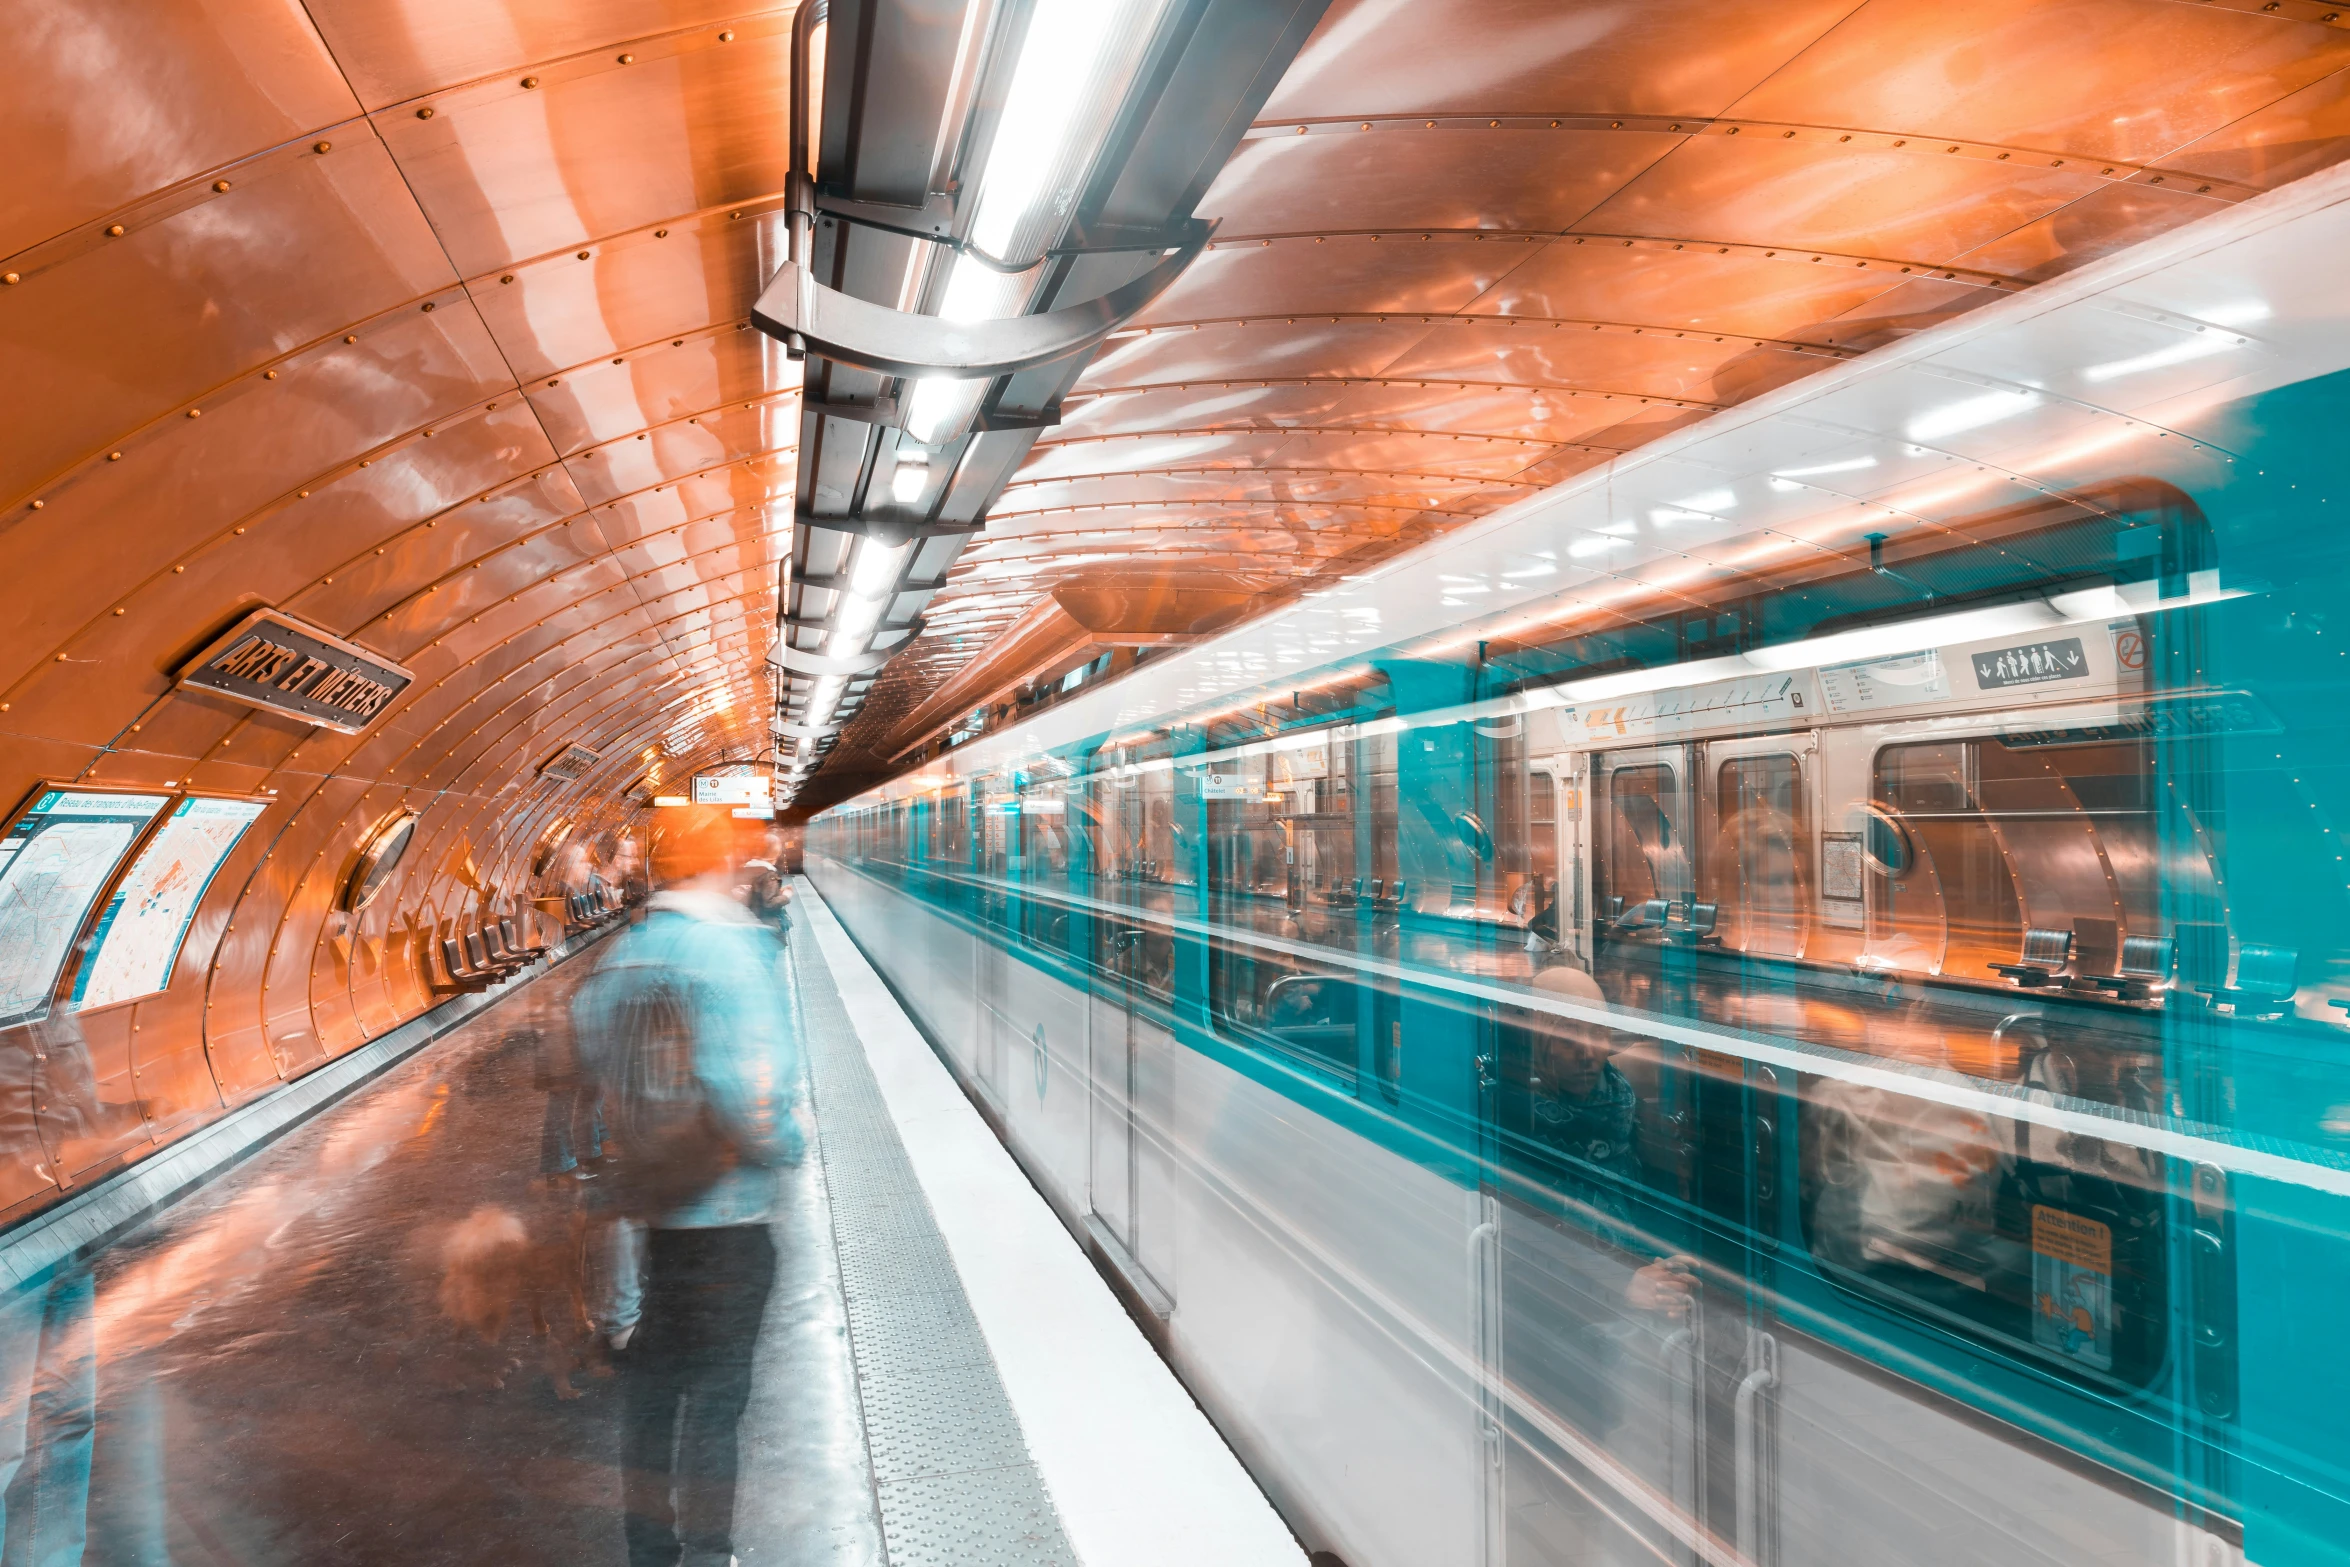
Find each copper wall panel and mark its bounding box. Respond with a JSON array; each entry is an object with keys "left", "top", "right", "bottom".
[
  {"left": 1203, "top": 129, "right": 1681, "bottom": 235},
  {"left": 471, "top": 219, "right": 787, "bottom": 380},
  {"left": 305, "top": 0, "right": 789, "bottom": 109},
  {"left": 372, "top": 32, "right": 797, "bottom": 277},
  {"left": 2153, "top": 64, "right": 2350, "bottom": 191},
  {"left": 1727, "top": 0, "right": 2350, "bottom": 165},
  {"left": 1, "top": 142, "right": 463, "bottom": 496},
  {"left": 1141, "top": 243, "right": 1516, "bottom": 321},
  {"left": 40, "top": 1006, "right": 150, "bottom": 1185},
  {"left": 5, "top": 0, "right": 359, "bottom": 257},
  {"left": 1259, "top": 0, "right": 1866, "bottom": 121}
]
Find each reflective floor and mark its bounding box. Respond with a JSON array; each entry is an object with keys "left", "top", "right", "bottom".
[{"left": 2, "top": 920, "right": 1067, "bottom": 1565}]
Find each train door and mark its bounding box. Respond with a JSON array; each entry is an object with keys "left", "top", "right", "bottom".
[
  {"left": 1532, "top": 753, "right": 1590, "bottom": 963},
  {"left": 1593, "top": 745, "right": 1696, "bottom": 920},
  {"left": 1088, "top": 915, "right": 1141, "bottom": 1253},
  {"left": 1493, "top": 742, "right": 1713, "bottom": 1566}
]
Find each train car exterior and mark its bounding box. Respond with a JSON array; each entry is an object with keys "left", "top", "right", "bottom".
[{"left": 808, "top": 159, "right": 2350, "bottom": 1566}]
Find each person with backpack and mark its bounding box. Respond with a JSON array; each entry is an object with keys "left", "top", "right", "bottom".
[{"left": 571, "top": 804, "right": 802, "bottom": 1567}]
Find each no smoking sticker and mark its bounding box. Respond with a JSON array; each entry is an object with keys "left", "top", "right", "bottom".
[{"left": 2113, "top": 629, "right": 2147, "bottom": 671}]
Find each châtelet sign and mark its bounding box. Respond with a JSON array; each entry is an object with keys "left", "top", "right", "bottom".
[{"left": 176, "top": 608, "right": 414, "bottom": 734}]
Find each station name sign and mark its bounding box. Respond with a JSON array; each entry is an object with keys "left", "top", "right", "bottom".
[{"left": 177, "top": 609, "right": 413, "bottom": 734}]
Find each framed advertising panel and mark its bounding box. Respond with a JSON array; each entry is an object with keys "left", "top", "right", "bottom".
[
  {"left": 0, "top": 785, "right": 173, "bottom": 1028},
  {"left": 73, "top": 793, "right": 271, "bottom": 1012}
]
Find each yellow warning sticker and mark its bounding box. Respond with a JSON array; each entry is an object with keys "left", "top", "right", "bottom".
[
  {"left": 2031, "top": 1205, "right": 2114, "bottom": 1371},
  {"left": 2031, "top": 1205, "right": 2113, "bottom": 1272}
]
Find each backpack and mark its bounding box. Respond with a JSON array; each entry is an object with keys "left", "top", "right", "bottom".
[{"left": 593, "top": 972, "right": 735, "bottom": 1220}]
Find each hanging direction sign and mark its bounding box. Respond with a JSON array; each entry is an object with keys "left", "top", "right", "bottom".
[{"left": 177, "top": 609, "right": 413, "bottom": 733}]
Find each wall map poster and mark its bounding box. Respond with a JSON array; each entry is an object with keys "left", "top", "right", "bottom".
[
  {"left": 75, "top": 796, "right": 270, "bottom": 1010},
  {"left": 176, "top": 608, "right": 414, "bottom": 733},
  {"left": 0, "top": 790, "right": 170, "bottom": 1028}
]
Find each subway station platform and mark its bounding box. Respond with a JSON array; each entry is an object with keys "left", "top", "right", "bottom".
[{"left": 0, "top": 882, "right": 1297, "bottom": 1567}]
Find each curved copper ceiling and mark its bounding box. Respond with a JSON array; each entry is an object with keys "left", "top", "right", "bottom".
[{"left": 825, "top": 0, "right": 2350, "bottom": 788}]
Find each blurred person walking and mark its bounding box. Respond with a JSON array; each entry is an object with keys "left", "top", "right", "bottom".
[{"left": 572, "top": 804, "right": 802, "bottom": 1567}]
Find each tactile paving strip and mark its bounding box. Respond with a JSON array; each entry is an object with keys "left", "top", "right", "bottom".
[{"left": 788, "top": 913, "right": 1079, "bottom": 1567}]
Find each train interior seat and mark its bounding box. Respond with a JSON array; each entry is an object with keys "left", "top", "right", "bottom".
[
  {"left": 1618, "top": 898, "right": 1672, "bottom": 932},
  {"left": 2215, "top": 944, "right": 2300, "bottom": 1017},
  {"left": 1993, "top": 928, "right": 2075, "bottom": 987},
  {"left": 501, "top": 918, "right": 546, "bottom": 960},
  {"left": 1665, "top": 902, "right": 1722, "bottom": 947},
  {"left": 2086, "top": 936, "right": 2178, "bottom": 1002}
]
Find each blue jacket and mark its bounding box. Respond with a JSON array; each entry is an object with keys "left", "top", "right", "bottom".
[{"left": 571, "top": 888, "right": 803, "bottom": 1227}]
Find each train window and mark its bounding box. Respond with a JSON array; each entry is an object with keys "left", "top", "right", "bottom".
[
  {"left": 1603, "top": 763, "right": 1681, "bottom": 912},
  {"left": 1872, "top": 742, "right": 2017, "bottom": 977},
  {"left": 1799, "top": 1012, "right": 2170, "bottom": 1394},
  {"left": 1710, "top": 754, "right": 1811, "bottom": 957},
  {"left": 1206, "top": 937, "right": 1361, "bottom": 1086},
  {"left": 1860, "top": 806, "right": 1911, "bottom": 876}
]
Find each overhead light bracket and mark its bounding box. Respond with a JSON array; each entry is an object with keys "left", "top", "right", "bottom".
[{"left": 751, "top": 220, "right": 1214, "bottom": 379}]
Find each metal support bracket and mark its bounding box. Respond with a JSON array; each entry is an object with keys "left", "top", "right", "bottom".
[
  {"left": 750, "top": 220, "right": 1214, "bottom": 379},
  {"left": 772, "top": 644, "right": 895, "bottom": 677}
]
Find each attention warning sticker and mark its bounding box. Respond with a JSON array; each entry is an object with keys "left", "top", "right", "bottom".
[{"left": 2031, "top": 1205, "right": 2114, "bottom": 1371}]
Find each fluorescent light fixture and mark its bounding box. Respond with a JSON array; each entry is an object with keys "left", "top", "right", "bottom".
[
  {"left": 904, "top": 0, "right": 1169, "bottom": 442},
  {"left": 890, "top": 453, "right": 930, "bottom": 503},
  {"left": 1906, "top": 388, "right": 2039, "bottom": 444},
  {"left": 848, "top": 540, "right": 908, "bottom": 599},
  {"left": 651, "top": 795, "right": 692, "bottom": 808},
  {"left": 1674, "top": 489, "right": 1736, "bottom": 514}
]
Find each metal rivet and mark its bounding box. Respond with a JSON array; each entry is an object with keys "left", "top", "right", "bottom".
[
  {"left": 186, "top": 408, "right": 201, "bottom": 418},
  {"left": 417, "top": 107, "right": 435, "bottom": 120},
  {"left": 113, "top": 607, "right": 125, "bottom": 616},
  {"left": 1, "top": 273, "right": 16, "bottom": 285},
  {"left": 618, "top": 52, "right": 634, "bottom": 63},
  {"left": 345, "top": 334, "right": 358, "bottom": 343},
  {"left": 107, "top": 224, "right": 125, "bottom": 236},
  {"left": 264, "top": 369, "right": 278, "bottom": 380},
  {"left": 730, "top": 209, "right": 743, "bottom": 219},
  {"left": 577, "top": 250, "right": 590, "bottom": 259},
  {"left": 314, "top": 140, "right": 332, "bottom": 154},
  {"left": 174, "top": 564, "right": 184, "bottom": 573},
  {"left": 655, "top": 228, "right": 668, "bottom": 238},
  {"left": 521, "top": 76, "right": 540, "bottom": 89},
  {"left": 29, "top": 500, "right": 43, "bottom": 510},
  {"left": 298, "top": 489, "right": 309, "bottom": 497},
  {"left": 1726, "top": 126, "right": 1740, "bottom": 136},
  {"left": 108, "top": 451, "right": 122, "bottom": 460},
  {"left": 547, "top": 378, "right": 560, "bottom": 387},
  {"left": 719, "top": 29, "right": 735, "bottom": 41},
  {"left": 213, "top": 179, "right": 232, "bottom": 192},
  {"left": 501, "top": 274, "right": 515, "bottom": 283},
  {"left": 422, "top": 301, "right": 435, "bottom": 312},
  {"left": 1359, "top": 122, "right": 1370, "bottom": 131}
]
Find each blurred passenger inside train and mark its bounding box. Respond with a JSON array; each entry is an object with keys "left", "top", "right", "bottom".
[
  {"left": 1806, "top": 943, "right": 2018, "bottom": 1292},
  {"left": 572, "top": 803, "right": 803, "bottom": 1567},
  {"left": 1524, "top": 963, "right": 1695, "bottom": 1321}
]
